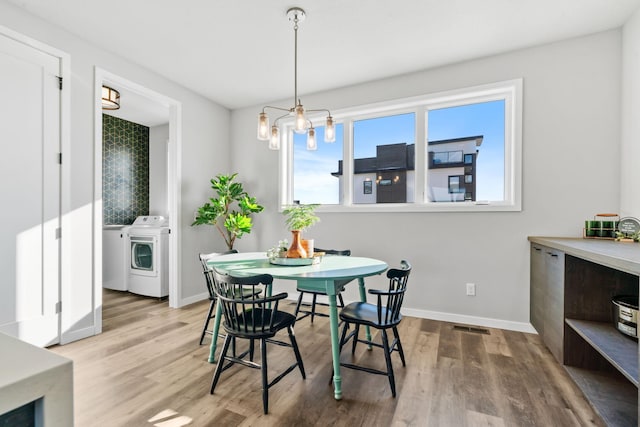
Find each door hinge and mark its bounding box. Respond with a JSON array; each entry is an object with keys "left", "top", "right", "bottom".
[
  {"left": 55, "top": 227, "right": 62, "bottom": 239},
  {"left": 55, "top": 301, "right": 62, "bottom": 314},
  {"left": 57, "top": 153, "right": 62, "bottom": 164},
  {"left": 57, "top": 76, "right": 63, "bottom": 90}
]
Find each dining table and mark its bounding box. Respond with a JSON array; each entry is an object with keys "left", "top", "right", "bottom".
[{"left": 206, "top": 251, "right": 388, "bottom": 400}]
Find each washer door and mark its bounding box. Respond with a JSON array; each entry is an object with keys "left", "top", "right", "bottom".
[{"left": 130, "top": 236, "right": 157, "bottom": 276}]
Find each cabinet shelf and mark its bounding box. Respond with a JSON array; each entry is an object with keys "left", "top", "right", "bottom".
[
  {"left": 565, "top": 318, "right": 638, "bottom": 387},
  {"left": 565, "top": 366, "right": 637, "bottom": 427}
]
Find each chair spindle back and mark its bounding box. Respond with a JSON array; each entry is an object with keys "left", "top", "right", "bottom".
[
  {"left": 209, "top": 268, "right": 281, "bottom": 336},
  {"left": 376, "top": 260, "right": 411, "bottom": 325}
]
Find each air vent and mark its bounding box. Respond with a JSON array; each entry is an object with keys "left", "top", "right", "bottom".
[{"left": 453, "top": 325, "right": 490, "bottom": 335}]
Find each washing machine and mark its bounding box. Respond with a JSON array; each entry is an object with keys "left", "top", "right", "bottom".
[{"left": 127, "top": 216, "right": 170, "bottom": 298}]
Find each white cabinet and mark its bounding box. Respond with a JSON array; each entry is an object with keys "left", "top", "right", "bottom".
[{"left": 103, "top": 226, "right": 129, "bottom": 291}]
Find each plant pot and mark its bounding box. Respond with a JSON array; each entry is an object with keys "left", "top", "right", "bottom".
[{"left": 288, "top": 230, "right": 307, "bottom": 258}]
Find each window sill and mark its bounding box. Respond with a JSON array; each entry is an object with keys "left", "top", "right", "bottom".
[{"left": 312, "top": 201, "right": 522, "bottom": 214}]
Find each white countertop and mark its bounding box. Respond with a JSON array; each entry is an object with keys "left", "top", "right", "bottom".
[{"left": 0, "top": 333, "right": 73, "bottom": 424}]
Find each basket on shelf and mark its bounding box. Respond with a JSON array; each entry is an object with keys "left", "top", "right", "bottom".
[{"left": 583, "top": 213, "right": 619, "bottom": 240}]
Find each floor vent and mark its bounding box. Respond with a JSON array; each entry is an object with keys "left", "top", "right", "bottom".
[{"left": 453, "top": 325, "right": 490, "bottom": 335}]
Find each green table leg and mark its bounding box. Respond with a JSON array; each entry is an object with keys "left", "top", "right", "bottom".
[
  {"left": 208, "top": 301, "right": 223, "bottom": 363},
  {"left": 327, "top": 289, "right": 343, "bottom": 400},
  {"left": 357, "top": 277, "right": 373, "bottom": 348}
]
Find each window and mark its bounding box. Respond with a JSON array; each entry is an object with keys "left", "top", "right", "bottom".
[
  {"left": 280, "top": 79, "right": 522, "bottom": 212},
  {"left": 426, "top": 100, "right": 504, "bottom": 203},
  {"left": 448, "top": 176, "right": 463, "bottom": 194},
  {"left": 353, "top": 113, "right": 414, "bottom": 204},
  {"left": 432, "top": 150, "right": 463, "bottom": 166},
  {"left": 363, "top": 180, "right": 372, "bottom": 194},
  {"left": 292, "top": 123, "right": 344, "bottom": 204}
]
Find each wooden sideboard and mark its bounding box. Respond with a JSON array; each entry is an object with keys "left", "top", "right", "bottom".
[{"left": 529, "top": 237, "right": 639, "bottom": 426}]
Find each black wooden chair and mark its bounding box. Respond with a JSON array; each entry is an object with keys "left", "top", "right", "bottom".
[
  {"left": 337, "top": 260, "right": 411, "bottom": 397},
  {"left": 209, "top": 268, "right": 306, "bottom": 414},
  {"left": 198, "top": 250, "right": 261, "bottom": 345},
  {"left": 294, "top": 248, "right": 351, "bottom": 323}
]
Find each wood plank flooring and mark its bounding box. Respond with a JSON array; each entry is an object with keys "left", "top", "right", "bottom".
[{"left": 48, "top": 290, "right": 605, "bottom": 427}]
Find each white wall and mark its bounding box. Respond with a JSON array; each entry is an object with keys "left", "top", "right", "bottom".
[
  {"left": 0, "top": 2, "right": 231, "bottom": 340},
  {"left": 621, "top": 8, "right": 640, "bottom": 218},
  {"left": 230, "top": 30, "right": 622, "bottom": 331},
  {"left": 149, "top": 124, "right": 169, "bottom": 217}
]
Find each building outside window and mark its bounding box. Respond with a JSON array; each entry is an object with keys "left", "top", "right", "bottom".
[{"left": 427, "top": 136, "right": 482, "bottom": 202}]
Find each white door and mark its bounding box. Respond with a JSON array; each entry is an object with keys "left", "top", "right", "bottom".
[{"left": 0, "top": 33, "right": 61, "bottom": 346}]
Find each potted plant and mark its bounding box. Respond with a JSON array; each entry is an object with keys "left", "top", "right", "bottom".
[
  {"left": 282, "top": 203, "right": 319, "bottom": 258},
  {"left": 192, "top": 173, "right": 264, "bottom": 251}
]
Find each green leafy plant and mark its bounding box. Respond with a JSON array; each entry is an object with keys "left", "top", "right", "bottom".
[
  {"left": 192, "top": 173, "right": 264, "bottom": 250},
  {"left": 282, "top": 203, "right": 320, "bottom": 231}
]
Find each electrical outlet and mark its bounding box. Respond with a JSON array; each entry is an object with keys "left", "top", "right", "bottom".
[{"left": 466, "top": 283, "right": 476, "bottom": 296}]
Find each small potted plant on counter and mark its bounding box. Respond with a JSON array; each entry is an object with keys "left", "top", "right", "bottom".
[{"left": 282, "top": 203, "right": 319, "bottom": 258}]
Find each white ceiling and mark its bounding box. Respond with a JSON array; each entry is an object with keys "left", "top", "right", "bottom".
[{"left": 9, "top": 0, "right": 640, "bottom": 112}]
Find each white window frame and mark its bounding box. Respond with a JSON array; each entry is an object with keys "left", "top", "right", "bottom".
[{"left": 279, "top": 79, "right": 522, "bottom": 213}]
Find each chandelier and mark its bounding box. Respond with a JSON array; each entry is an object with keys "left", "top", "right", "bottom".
[{"left": 257, "top": 7, "right": 335, "bottom": 151}]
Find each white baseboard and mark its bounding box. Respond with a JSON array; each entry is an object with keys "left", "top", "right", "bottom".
[
  {"left": 61, "top": 325, "right": 97, "bottom": 345},
  {"left": 286, "top": 293, "right": 536, "bottom": 334},
  {"left": 180, "top": 292, "right": 209, "bottom": 307},
  {"left": 401, "top": 307, "right": 536, "bottom": 334}
]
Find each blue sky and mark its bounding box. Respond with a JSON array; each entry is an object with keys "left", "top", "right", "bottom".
[{"left": 293, "top": 100, "right": 505, "bottom": 203}]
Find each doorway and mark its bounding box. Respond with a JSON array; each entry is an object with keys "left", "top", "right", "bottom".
[{"left": 93, "top": 68, "right": 182, "bottom": 334}]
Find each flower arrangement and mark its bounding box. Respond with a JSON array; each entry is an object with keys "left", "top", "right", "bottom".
[{"left": 266, "top": 239, "right": 289, "bottom": 260}]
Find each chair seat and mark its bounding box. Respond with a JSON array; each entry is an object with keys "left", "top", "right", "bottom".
[
  {"left": 339, "top": 302, "right": 402, "bottom": 328},
  {"left": 223, "top": 308, "right": 296, "bottom": 339}
]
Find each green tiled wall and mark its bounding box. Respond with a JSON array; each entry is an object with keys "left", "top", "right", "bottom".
[{"left": 102, "top": 114, "right": 149, "bottom": 225}]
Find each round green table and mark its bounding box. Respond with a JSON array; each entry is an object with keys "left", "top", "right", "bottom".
[{"left": 207, "top": 252, "right": 388, "bottom": 400}]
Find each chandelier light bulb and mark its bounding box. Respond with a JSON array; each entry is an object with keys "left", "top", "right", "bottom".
[
  {"left": 257, "top": 112, "right": 270, "bottom": 140},
  {"left": 324, "top": 115, "right": 335, "bottom": 142},
  {"left": 294, "top": 104, "right": 306, "bottom": 134},
  {"left": 306, "top": 126, "right": 317, "bottom": 150},
  {"left": 269, "top": 126, "right": 280, "bottom": 150}
]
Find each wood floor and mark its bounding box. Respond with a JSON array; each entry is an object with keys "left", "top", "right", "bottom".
[{"left": 49, "top": 289, "right": 605, "bottom": 427}]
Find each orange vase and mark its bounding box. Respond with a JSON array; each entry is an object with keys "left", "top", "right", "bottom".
[{"left": 288, "top": 230, "right": 307, "bottom": 258}]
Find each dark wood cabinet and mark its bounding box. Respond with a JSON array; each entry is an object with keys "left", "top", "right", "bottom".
[
  {"left": 530, "top": 243, "right": 564, "bottom": 363},
  {"left": 529, "top": 237, "right": 639, "bottom": 426}
]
